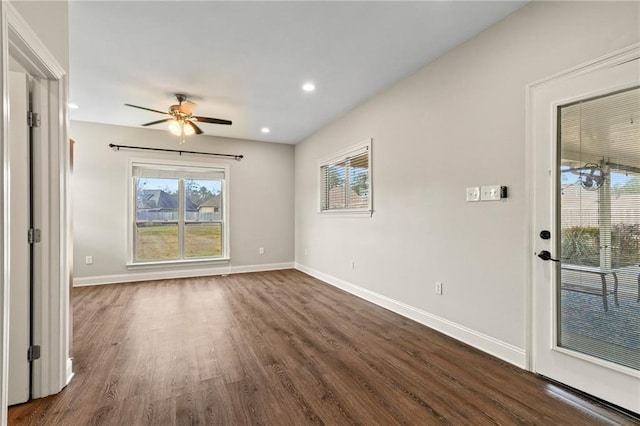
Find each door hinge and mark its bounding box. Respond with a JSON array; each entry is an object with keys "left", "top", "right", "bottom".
[
  {"left": 27, "top": 111, "right": 40, "bottom": 128},
  {"left": 28, "top": 228, "right": 41, "bottom": 244},
  {"left": 28, "top": 345, "right": 41, "bottom": 361}
]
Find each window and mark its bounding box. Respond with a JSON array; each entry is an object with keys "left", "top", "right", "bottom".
[
  {"left": 130, "top": 161, "right": 228, "bottom": 264},
  {"left": 319, "top": 139, "right": 372, "bottom": 213}
]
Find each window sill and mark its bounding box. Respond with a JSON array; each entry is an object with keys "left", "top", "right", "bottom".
[
  {"left": 127, "top": 257, "right": 231, "bottom": 270},
  {"left": 319, "top": 209, "right": 373, "bottom": 218}
]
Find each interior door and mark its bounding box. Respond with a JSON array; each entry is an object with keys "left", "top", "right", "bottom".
[
  {"left": 532, "top": 54, "right": 640, "bottom": 414},
  {"left": 8, "top": 71, "right": 31, "bottom": 405}
]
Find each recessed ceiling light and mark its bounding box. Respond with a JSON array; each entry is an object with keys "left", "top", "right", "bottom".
[
  {"left": 261, "top": 127, "right": 270, "bottom": 134},
  {"left": 68, "top": 103, "right": 79, "bottom": 109},
  {"left": 302, "top": 83, "right": 315, "bottom": 92}
]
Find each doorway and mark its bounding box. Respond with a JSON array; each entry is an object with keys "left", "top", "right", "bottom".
[
  {"left": 0, "top": 3, "right": 72, "bottom": 422},
  {"left": 530, "top": 47, "right": 640, "bottom": 414}
]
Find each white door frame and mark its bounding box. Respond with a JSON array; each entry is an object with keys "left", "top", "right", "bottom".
[
  {"left": 0, "top": 2, "right": 71, "bottom": 423},
  {"left": 525, "top": 43, "right": 640, "bottom": 372}
]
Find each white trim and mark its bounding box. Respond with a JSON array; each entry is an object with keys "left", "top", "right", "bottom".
[
  {"left": 0, "top": 5, "right": 10, "bottom": 421},
  {"left": 551, "top": 346, "right": 640, "bottom": 379},
  {"left": 127, "top": 157, "right": 231, "bottom": 264},
  {"left": 318, "top": 138, "right": 373, "bottom": 214},
  {"left": 527, "top": 43, "right": 640, "bottom": 90},
  {"left": 295, "top": 263, "right": 526, "bottom": 369},
  {"left": 126, "top": 257, "right": 231, "bottom": 269},
  {"left": 66, "top": 358, "right": 74, "bottom": 384},
  {"left": 4, "top": 5, "right": 64, "bottom": 79},
  {"left": 73, "top": 262, "right": 295, "bottom": 287},
  {"left": 317, "top": 210, "right": 373, "bottom": 219},
  {"left": 0, "top": 2, "right": 71, "bottom": 416},
  {"left": 318, "top": 139, "right": 371, "bottom": 165}
]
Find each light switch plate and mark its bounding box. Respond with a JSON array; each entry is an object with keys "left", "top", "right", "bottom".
[
  {"left": 481, "top": 185, "right": 501, "bottom": 201},
  {"left": 466, "top": 186, "right": 480, "bottom": 202}
]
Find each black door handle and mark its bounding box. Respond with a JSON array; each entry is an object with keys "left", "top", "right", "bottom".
[{"left": 537, "top": 250, "right": 560, "bottom": 262}]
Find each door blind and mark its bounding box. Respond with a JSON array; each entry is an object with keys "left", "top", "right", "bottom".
[{"left": 558, "top": 86, "right": 640, "bottom": 371}]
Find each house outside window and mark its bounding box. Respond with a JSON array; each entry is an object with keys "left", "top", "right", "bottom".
[
  {"left": 129, "top": 160, "right": 229, "bottom": 264},
  {"left": 319, "top": 139, "right": 372, "bottom": 214}
]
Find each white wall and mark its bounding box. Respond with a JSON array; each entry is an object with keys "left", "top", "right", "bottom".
[
  {"left": 71, "top": 121, "right": 294, "bottom": 285},
  {"left": 294, "top": 1, "right": 640, "bottom": 366}
]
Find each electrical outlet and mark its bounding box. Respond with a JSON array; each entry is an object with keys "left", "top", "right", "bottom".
[
  {"left": 466, "top": 187, "right": 480, "bottom": 202},
  {"left": 304, "top": 248, "right": 308, "bottom": 256},
  {"left": 85, "top": 255, "right": 93, "bottom": 265},
  {"left": 258, "top": 247, "right": 265, "bottom": 255},
  {"left": 350, "top": 260, "right": 355, "bottom": 270},
  {"left": 435, "top": 281, "right": 443, "bottom": 295}
]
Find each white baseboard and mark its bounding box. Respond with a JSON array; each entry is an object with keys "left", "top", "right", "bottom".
[
  {"left": 295, "top": 263, "right": 526, "bottom": 369},
  {"left": 66, "top": 357, "right": 74, "bottom": 385},
  {"left": 73, "top": 262, "right": 295, "bottom": 287}
]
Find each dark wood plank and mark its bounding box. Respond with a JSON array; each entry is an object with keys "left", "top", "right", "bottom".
[{"left": 8, "top": 270, "right": 639, "bottom": 425}]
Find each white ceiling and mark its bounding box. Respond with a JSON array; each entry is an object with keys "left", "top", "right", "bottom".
[{"left": 69, "top": 1, "right": 527, "bottom": 144}]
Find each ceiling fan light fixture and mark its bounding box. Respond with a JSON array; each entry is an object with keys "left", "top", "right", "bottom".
[
  {"left": 168, "top": 120, "right": 182, "bottom": 136},
  {"left": 183, "top": 122, "right": 195, "bottom": 136},
  {"left": 169, "top": 119, "right": 195, "bottom": 139},
  {"left": 126, "top": 93, "right": 231, "bottom": 144}
]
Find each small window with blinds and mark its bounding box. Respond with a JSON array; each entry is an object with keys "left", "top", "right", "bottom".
[
  {"left": 129, "top": 161, "right": 228, "bottom": 264},
  {"left": 319, "top": 139, "right": 372, "bottom": 214}
]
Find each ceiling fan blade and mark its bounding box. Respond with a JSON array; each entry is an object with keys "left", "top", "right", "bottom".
[
  {"left": 186, "top": 120, "right": 203, "bottom": 135},
  {"left": 125, "top": 103, "right": 170, "bottom": 115},
  {"left": 193, "top": 116, "right": 232, "bottom": 125},
  {"left": 142, "top": 118, "right": 174, "bottom": 127}
]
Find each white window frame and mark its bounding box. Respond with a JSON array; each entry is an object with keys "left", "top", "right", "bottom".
[
  {"left": 126, "top": 158, "right": 230, "bottom": 267},
  {"left": 318, "top": 139, "right": 372, "bottom": 216}
]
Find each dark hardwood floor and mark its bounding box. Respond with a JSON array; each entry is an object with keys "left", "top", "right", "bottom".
[{"left": 8, "top": 269, "right": 639, "bottom": 425}]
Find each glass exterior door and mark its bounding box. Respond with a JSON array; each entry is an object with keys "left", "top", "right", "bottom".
[
  {"left": 558, "top": 87, "right": 640, "bottom": 371},
  {"left": 531, "top": 50, "right": 639, "bottom": 414}
]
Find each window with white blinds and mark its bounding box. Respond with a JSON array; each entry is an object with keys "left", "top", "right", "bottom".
[
  {"left": 129, "top": 161, "right": 228, "bottom": 264},
  {"left": 319, "top": 140, "right": 371, "bottom": 213},
  {"left": 558, "top": 86, "right": 640, "bottom": 371}
]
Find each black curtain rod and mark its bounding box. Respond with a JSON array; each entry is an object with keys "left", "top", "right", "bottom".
[{"left": 108, "top": 143, "right": 243, "bottom": 161}]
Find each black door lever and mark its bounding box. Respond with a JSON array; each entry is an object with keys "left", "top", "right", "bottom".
[{"left": 537, "top": 250, "right": 560, "bottom": 262}]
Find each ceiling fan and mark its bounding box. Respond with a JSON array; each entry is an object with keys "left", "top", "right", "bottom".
[
  {"left": 125, "top": 93, "right": 232, "bottom": 143},
  {"left": 562, "top": 163, "right": 605, "bottom": 191}
]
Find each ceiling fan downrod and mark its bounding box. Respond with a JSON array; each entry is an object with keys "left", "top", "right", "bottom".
[{"left": 175, "top": 93, "right": 188, "bottom": 104}]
